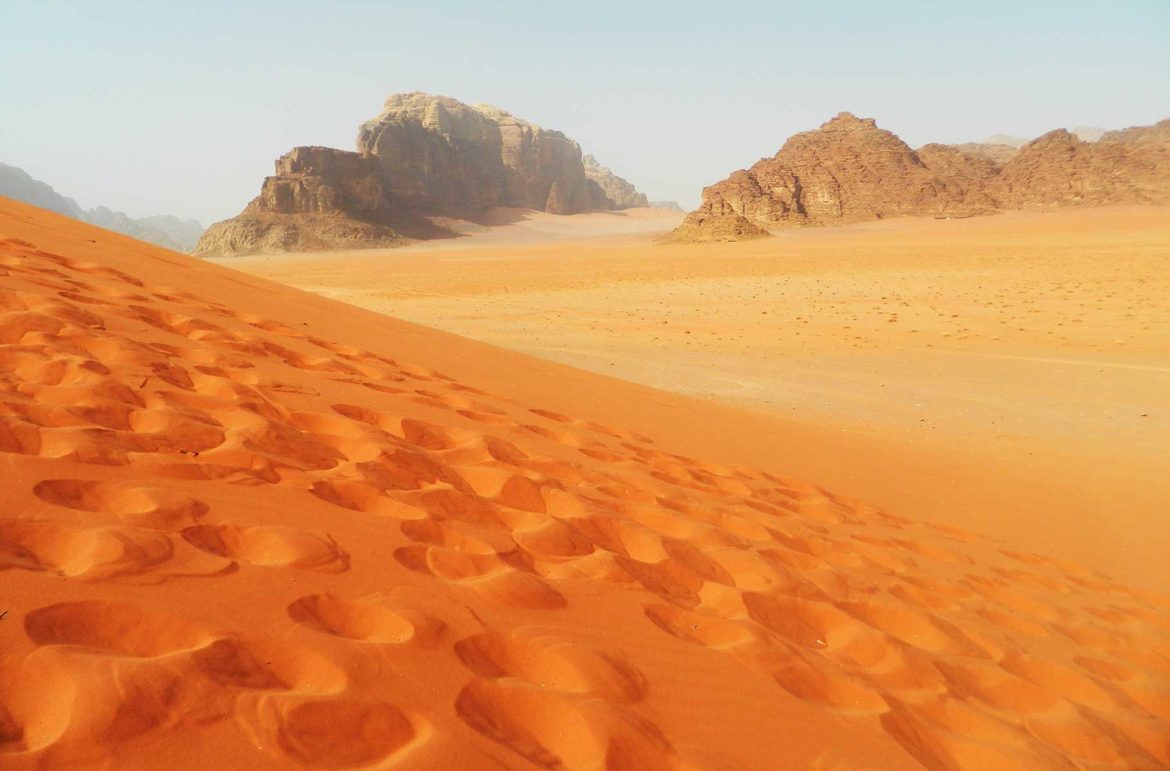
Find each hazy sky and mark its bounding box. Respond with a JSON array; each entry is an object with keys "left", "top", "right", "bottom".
[{"left": 2, "top": 1, "right": 1168, "bottom": 224}]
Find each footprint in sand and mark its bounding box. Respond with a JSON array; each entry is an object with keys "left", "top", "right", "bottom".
[
  {"left": 0, "top": 518, "right": 177, "bottom": 581},
  {"left": 455, "top": 629, "right": 647, "bottom": 703},
  {"left": 190, "top": 636, "right": 346, "bottom": 693},
  {"left": 32, "top": 478, "right": 209, "bottom": 529},
  {"left": 181, "top": 523, "right": 349, "bottom": 572},
  {"left": 24, "top": 600, "right": 211, "bottom": 657},
  {"left": 244, "top": 697, "right": 424, "bottom": 769},
  {"left": 455, "top": 677, "right": 685, "bottom": 771},
  {"left": 287, "top": 594, "right": 416, "bottom": 643}
]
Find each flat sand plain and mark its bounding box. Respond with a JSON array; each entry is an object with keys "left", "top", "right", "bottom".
[
  {"left": 4, "top": 197, "right": 1170, "bottom": 768},
  {"left": 225, "top": 206, "right": 1170, "bottom": 592}
]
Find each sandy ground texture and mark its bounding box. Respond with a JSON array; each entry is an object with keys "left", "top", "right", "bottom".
[
  {"left": 3, "top": 197, "right": 1169, "bottom": 769},
  {"left": 223, "top": 206, "right": 1170, "bottom": 594}
]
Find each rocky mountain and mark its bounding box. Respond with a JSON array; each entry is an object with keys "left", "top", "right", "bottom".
[
  {"left": 992, "top": 126, "right": 1170, "bottom": 208},
  {"left": 198, "top": 93, "right": 649, "bottom": 256},
  {"left": 0, "top": 163, "right": 83, "bottom": 217},
  {"left": 0, "top": 163, "right": 203, "bottom": 251},
  {"left": 672, "top": 114, "right": 1170, "bottom": 241},
  {"left": 193, "top": 146, "right": 416, "bottom": 256},
  {"left": 582, "top": 154, "right": 649, "bottom": 209},
  {"left": 82, "top": 208, "right": 205, "bottom": 253},
  {"left": 648, "top": 201, "right": 685, "bottom": 212},
  {"left": 1098, "top": 118, "right": 1170, "bottom": 145},
  {"left": 671, "top": 112, "right": 995, "bottom": 241}
]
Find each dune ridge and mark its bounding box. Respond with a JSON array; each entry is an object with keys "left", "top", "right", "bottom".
[{"left": 1, "top": 197, "right": 1169, "bottom": 769}]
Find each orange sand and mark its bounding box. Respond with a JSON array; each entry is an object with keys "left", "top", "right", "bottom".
[
  {"left": 3, "top": 196, "right": 1170, "bottom": 769},
  {"left": 224, "top": 206, "right": 1170, "bottom": 593}
]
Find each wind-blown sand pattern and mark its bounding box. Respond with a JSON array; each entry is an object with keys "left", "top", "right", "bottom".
[{"left": 2, "top": 197, "right": 1169, "bottom": 769}]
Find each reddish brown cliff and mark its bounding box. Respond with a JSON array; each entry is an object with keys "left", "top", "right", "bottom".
[
  {"left": 992, "top": 126, "right": 1170, "bottom": 208},
  {"left": 672, "top": 114, "right": 1170, "bottom": 241},
  {"left": 194, "top": 147, "right": 409, "bottom": 257},
  {"left": 671, "top": 113, "right": 994, "bottom": 241}
]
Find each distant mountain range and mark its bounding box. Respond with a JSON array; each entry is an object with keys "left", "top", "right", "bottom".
[
  {"left": 671, "top": 115, "right": 1170, "bottom": 241},
  {"left": 0, "top": 163, "right": 203, "bottom": 252}
]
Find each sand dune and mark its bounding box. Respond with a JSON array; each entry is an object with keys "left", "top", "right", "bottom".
[
  {"left": 3, "top": 196, "right": 1170, "bottom": 769},
  {"left": 223, "top": 206, "right": 1170, "bottom": 593}
]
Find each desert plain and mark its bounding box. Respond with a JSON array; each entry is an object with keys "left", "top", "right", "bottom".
[{"left": 224, "top": 205, "right": 1170, "bottom": 593}]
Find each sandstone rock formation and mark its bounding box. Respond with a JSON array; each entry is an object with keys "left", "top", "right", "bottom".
[
  {"left": 356, "top": 93, "right": 606, "bottom": 215},
  {"left": 1098, "top": 118, "right": 1170, "bottom": 145},
  {"left": 672, "top": 114, "right": 1170, "bottom": 241},
  {"left": 648, "top": 201, "right": 685, "bottom": 212},
  {"left": 194, "top": 147, "right": 414, "bottom": 257},
  {"left": 198, "top": 93, "right": 649, "bottom": 256},
  {"left": 0, "top": 163, "right": 203, "bottom": 251},
  {"left": 992, "top": 126, "right": 1170, "bottom": 208},
  {"left": 582, "top": 154, "right": 649, "bottom": 209},
  {"left": 671, "top": 112, "right": 994, "bottom": 241},
  {"left": 669, "top": 211, "right": 768, "bottom": 242}
]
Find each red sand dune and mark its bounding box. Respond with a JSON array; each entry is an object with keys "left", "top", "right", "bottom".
[{"left": 1, "top": 196, "right": 1168, "bottom": 769}]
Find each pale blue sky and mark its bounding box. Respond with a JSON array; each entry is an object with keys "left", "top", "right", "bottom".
[{"left": 2, "top": 1, "right": 1167, "bottom": 224}]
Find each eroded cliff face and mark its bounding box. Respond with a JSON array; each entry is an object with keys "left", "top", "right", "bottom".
[
  {"left": 197, "top": 93, "right": 649, "bottom": 256},
  {"left": 671, "top": 114, "right": 1170, "bottom": 242},
  {"left": 583, "top": 154, "right": 649, "bottom": 210},
  {"left": 194, "top": 147, "right": 406, "bottom": 257},
  {"left": 355, "top": 93, "right": 599, "bottom": 215},
  {"left": 671, "top": 113, "right": 988, "bottom": 241},
  {"left": 253, "top": 147, "right": 392, "bottom": 219}
]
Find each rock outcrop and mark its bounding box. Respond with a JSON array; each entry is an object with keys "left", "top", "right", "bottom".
[
  {"left": 648, "top": 201, "right": 685, "bottom": 212},
  {"left": 198, "top": 93, "right": 649, "bottom": 256},
  {"left": 194, "top": 147, "right": 414, "bottom": 257},
  {"left": 1098, "top": 118, "right": 1170, "bottom": 145},
  {"left": 991, "top": 127, "right": 1170, "bottom": 208},
  {"left": 672, "top": 113, "right": 993, "bottom": 240},
  {"left": 672, "top": 114, "right": 1170, "bottom": 241},
  {"left": 0, "top": 163, "right": 203, "bottom": 251},
  {"left": 582, "top": 154, "right": 649, "bottom": 209},
  {"left": 356, "top": 93, "right": 606, "bottom": 215},
  {"left": 669, "top": 211, "right": 768, "bottom": 242}
]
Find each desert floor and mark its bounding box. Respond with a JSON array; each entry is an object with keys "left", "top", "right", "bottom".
[
  {"left": 223, "top": 206, "right": 1170, "bottom": 593},
  {"left": 4, "top": 197, "right": 1169, "bottom": 769}
]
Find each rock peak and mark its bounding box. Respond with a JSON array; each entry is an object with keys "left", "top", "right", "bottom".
[{"left": 823, "top": 111, "right": 877, "bottom": 130}]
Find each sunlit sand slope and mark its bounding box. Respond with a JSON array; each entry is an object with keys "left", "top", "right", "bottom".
[{"left": 1, "top": 197, "right": 1168, "bottom": 769}]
